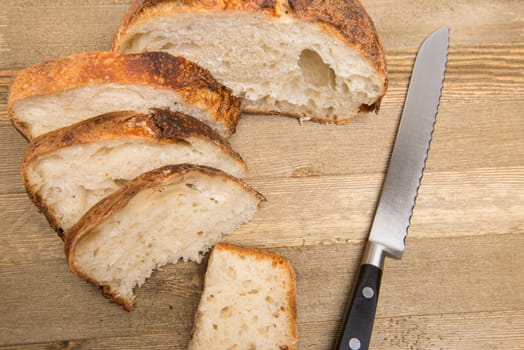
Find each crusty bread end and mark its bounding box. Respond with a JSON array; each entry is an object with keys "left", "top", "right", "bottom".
[{"left": 8, "top": 51, "right": 241, "bottom": 139}]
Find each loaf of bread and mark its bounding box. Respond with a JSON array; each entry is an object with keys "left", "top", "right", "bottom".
[
  {"left": 65, "top": 165, "right": 265, "bottom": 310},
  {"left": 188, "top": 243, "right": 297, "bottom": 350},
  {"left": 8, "top": 51, "right": 241, "bottom": 139},
  {"left": 112, "top": 0, "right": 387, "bottom": 124},
  {"left": 23, "top": 109, "right": 247, "bottom": 238}
]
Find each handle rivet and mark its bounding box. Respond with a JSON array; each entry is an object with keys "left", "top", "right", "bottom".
[
  {"left": 349, "top": 337, "right": 361, "bottom": 349},
  {"left": 362, "top": 286, "right": 374, "bottom": 299}
]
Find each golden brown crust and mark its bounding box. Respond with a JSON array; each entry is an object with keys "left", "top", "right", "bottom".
[
  {"left": 290, "top": 0, "right": 387, "bottom": 92},
  {"left": 64, "top": 164, "right": 266, "bottom": 310},
  {"left": 24, "top": 109, "right": 246, "bottom": 166},
  {"left": 22, "top": 109, "right": 247, "bottom": 239},
  {"left": 112, "top": 0, "right": 282, "bottom": 50},
  {"left": 8, "top": 51, "right": 241, "bottom": 139},
  {"left": 22, "top": 178, "right": 66, "bottom": 239},
  {"left": 209, "top": 242, "right": 298, "bottom": 348},
  {"left": 112, "top": 0, "right": 387, "bottom": 102},
  {"left": 244, "top": 107, "right": 370, "bottom": 125}
]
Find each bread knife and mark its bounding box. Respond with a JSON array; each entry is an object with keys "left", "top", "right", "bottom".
[{"left": 335, "top": 26, "right": 450, "bottom": 350}]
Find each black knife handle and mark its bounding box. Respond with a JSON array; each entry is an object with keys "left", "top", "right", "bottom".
[{"left": 335, "top": 264, "right": 383, "bottom": 350}]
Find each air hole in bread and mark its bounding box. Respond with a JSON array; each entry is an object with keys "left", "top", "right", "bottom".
[
  {"left": 258, "top": 326, "right": 270, "bottom": 335},
  {"left": 242, "top": 279, "right": 253, "bottom": 288},
  {"left": 240, "top": 322, "right": 249, "bottom": 335},
  {"left": 159, "top": 42, "right": 175, "bottom": 51},
  {"left": 115, "top": 10, "right": 387, "bottom": 123},
  {"left": 298, "top": 49, "right": 337, "bottom": 89},
  {"left": 342, "top": 82, "right": 350, "bottom": 94},
  {"left": 113, "top": 178, "right": 128, "bottom": 186},
  {"left": 177, "top": 42, "right": 203, "bottom": 52},
  {"left": 173, "top": 137, "right": 192, "bottom": 146},
  {"left": 93, "top": 146, "right": 112, "bottom": 157},
  {"left": 220, "top": 306, "right": 233, "bottom": 318}
]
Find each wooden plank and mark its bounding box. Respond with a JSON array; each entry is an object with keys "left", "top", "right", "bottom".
[
  {"left": 0, "top": 68, "right": 16, "bottom": 119},
  {"left": 0, "top": 125, "right": 25, "bottom": 196},
  {"left": 1, "top": 43, "right": 522, "bottom": 192},
  {"left": 300, "top": 310, "right": 524, "bottom": 350},
  {"left": 234, "top": 167, "right": 524, "bottom": 246},
  {"left": 1, "top": 166, "right": 522, "bottom": 259},
  {"left": 1, "top": 1, "right": 523, "bottom": 67},
  {"left": 363, "top": 0, "right": 524, "bottom": 48},
  {"left": 3, "top": 42, "right": 522, "bottom": 104},
  {"left": 234, "top": 101, "right": 524, "bottom": 180},
  {"left": 291, "top": 234, "right": 524, "bottom": 320},
  {"left": 0, "top": 1, "right": 523, "bottom": 349},
  {"left": 2, "top": 310, "right": 522, "bottom": 350},
  {"left": 2, "top": 97, "right": 524, "bottom": 194},
  {"left": 0, "top": 1, "right": 130, "bottom": 67},
  {"left": 0, "top": 233, "right": 522, "bottom": 346}
]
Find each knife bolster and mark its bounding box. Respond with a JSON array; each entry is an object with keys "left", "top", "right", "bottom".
[{"left": 362, "top": 241, "right": 386, "bottom": 269}]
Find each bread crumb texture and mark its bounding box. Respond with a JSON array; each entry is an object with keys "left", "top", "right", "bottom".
[
  {"left": 66, "top": 165, "right": 264, "bottom": 310},
  {"left": 113, "top": 0, "right": 387, "bottom": 123},
  {"left": 8, "top": 51, "right": 240, "bottom": 139},
  {"left": 23, "top": 110, "right": 246, "bottom": 236},
  {"left": 188, "top": 243, "right": 297, "bottom": 350}
]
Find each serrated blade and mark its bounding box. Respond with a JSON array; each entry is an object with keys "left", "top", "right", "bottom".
[
  {"left": 335, "top": 27, "right": 450, "bottom": 350},
  {"left": 369, "top": 26, "right": 449, "bottom": 258}
]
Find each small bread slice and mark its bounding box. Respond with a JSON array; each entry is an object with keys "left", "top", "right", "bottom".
[
  {"left": 188, "top": 243, "right": 297, "bottom": 350},
  {"left": 112, "top": 0, "right": 387, "bottom": 124},
  {"left": 65, "top": 165, "right": 265, "bottom": 311},
  {"left": 8, "top": 51, "right": 241, "bottom": 139},
  {"left": 23, "top": 109, "right": 247, "bottom": 238}
]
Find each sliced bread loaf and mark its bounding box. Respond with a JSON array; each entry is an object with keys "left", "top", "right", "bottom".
[
  {"left": 112, "top": 0, "right": 387, "bottom": 124},
  {"left": 65, "top": 165, "right": 265, "bottom": 310},
  {"left": 188, "top": 243, "right": 297, "bottom": 350},
  {"left": 23, "top": 109, "right": 247, "bottom": 238},
  {"left": 8, "top": 51, "right": 241, "bottom": 139}
]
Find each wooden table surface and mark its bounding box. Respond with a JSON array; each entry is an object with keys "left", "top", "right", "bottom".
[{"left": 1, "top": 1, "right": 523, "bottom": 349}]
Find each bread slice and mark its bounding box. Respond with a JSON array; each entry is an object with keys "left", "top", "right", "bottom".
[
  {"left": 112, "top": 0, "right": 388, "bottom": 124},
  {"left": 8, "top": 51, "right": 241, "bottom": 139},
  {"left": 23, "top": 109, "right": 247, "bottom": 238},
  {"left": 65, "top": 165, "right": 265, "bottom": 311},
  {"left": 188, "top": 243, "right": 297, "bottom": 350}
]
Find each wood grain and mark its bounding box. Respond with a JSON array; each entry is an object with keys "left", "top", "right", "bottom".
[
  {"left": 2, "top": 166, "right": 521, "bottom": 257},
  {"left": 0, "top": 0, "right": 523, "bottom": 349},
  {"left": 1, "top": 0, "right": 523, "bottom": 66},
  {"left": 2, "top": 310, "right": 523, "bottom": 350},
  {"left": 0, "top": 234, "right": 522, "bottom": 347},
  {"left": 1, "top": 44, "right": 522, "bottom": 182},
  {"left": 365, "top": 0, "right": 524, "bottom": 48}
]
